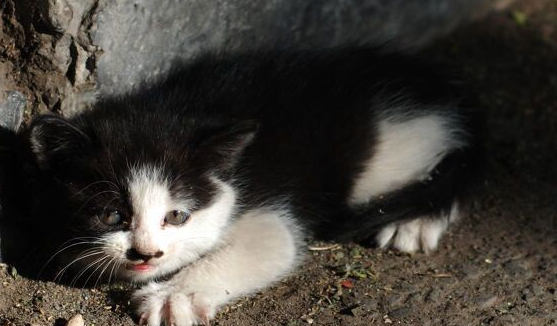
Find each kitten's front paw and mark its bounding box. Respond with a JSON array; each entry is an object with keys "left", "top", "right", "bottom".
[
  {"left": 376, "top": 204, "right": 459, "bottom": 254},
  {"left": 133, "top": 283, "right": 215, "bottom": 326}
]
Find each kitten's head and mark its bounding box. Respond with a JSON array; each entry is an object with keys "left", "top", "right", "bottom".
[{"left": 27, "top": 112, "right": 255, "bottom": 283}]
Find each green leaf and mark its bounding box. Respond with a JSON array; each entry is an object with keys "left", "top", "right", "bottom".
[{"left": 512, "top": 10, "right": 527, "bottom": 26}]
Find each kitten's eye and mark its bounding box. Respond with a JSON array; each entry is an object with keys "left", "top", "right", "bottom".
[
  {"left": 164, "top": 210, "right": 190, "bottom": 226},
  {"left": 99, "top": 210, "right": 123, "bottom": 226}
]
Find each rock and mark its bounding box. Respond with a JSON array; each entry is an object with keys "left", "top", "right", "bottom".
[
  {"left": 67, "top": 313, "right": 84, "bottom": 326},
  {"left": 361, "top": 297, "right": 380, "bottom": 311},
  {"left": 386, "top": 293, "right": 405, "bottom": 307},
  {"left": 390, "top": 306, "right": 413, "bottom": 318},
  {"left": 45, "top": 0, "right": 97, "bottom": 37},
  {"left": 92, "top": 0, "right": 513, "bottom": 97},
  {"left": 427, "top": 288, "right": 443, "bottom": 303},
  {"left": 475, "top": 295, "right": 498, "bottom": 309},
  {"left": 0, "top": 91, "right": 26, "bottom": 131},
  {"left": 461, "top": 264, "right": 482, "bottom": 280},
  {"left": 503, "top": 260, "right": 532, "bottom": 279},
  {"left": 70, "top": 41, "right": 94, "bottom": 88},
  {"left": 53, "top": 34, "right": 73, "bottom": 74}
]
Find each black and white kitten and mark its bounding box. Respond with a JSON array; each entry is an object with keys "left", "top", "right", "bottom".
[{"left": 19, "top": 49, "right": 476, "bottom": 325}]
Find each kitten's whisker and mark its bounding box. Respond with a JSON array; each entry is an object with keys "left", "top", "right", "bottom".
[
  {"left": 82, "top": 255, "right": 111, "bottom": 289},
  {"left": 102, "top": 197, "right": 120, "bottom": 212},
  {"left": 57, "top": 248, "right": 103, "bottom": 283},
  {"left": 95, "top": 257, "right": 116, "bottom": 289},
  {"left": 54, "top": 250, "right": 104, "bottom": 283},
  {"left": 71, "top": 254, "right": 108, "bottom": 287},
  {"left": 49, "top": 237, "right": 106, "bottom": 255},
  {"left": 74, "top": 180, "right": 119, "bottom": 196},
  {"left": 76, "top": 190, "right": 122, "bottom": 214},
  {"left": 39, "top": 240, "right": 105, "bottom": 278},
  {"left": 107, "top": 260, "right": 119, "bottom": 288}
]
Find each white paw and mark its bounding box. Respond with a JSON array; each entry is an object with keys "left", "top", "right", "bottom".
[
  {"left": 133, "top": 283, "right": 215, "bottom": 326},
  {"left": 377, "top": 204, "right": 459, "bottom": 254}
]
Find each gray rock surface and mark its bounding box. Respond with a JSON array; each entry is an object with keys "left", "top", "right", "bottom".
[
  {"left": 92, "top": 0, "right": 508, "bottom": 97},
  {"left": 0, "top": 92, "right": 25, "bottom": 132},
  {"left": 0, "top": 0, "right": 510, "bottom": 116}
]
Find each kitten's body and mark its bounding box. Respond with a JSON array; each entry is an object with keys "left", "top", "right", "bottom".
[{"left": 9, "top": 49, "right": 477, "bottom": 325}]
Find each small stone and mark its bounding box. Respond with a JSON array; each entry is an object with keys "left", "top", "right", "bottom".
[
  {"left": 503, "top": 260, "right": 532, "bottom": 278},
  {"left": 53, "top": 34, "right": 73, "bottom": 73},
  {"left": 530, "top": 284, "right": 545, "bottom": 296},
  {"left": 390, "top": 306, "right": 412, "bottom": 318},
  {"left": 361, "top": 297, "right": 380, "bottom": 311},
  {"left": 349, "top": 305, "right": 366, "bottom": 317},
  {"left": 386, "top": 293, "right": 404, "bottom": 307},
  {"left": 0, "top": 91, "right": 26, "bottom": 131},
  {"left": 461, "top": 264, "right": 482, "bottom": 280},
  {"left": 476, "top": 295, "right": 498, "bottom": 309},
  {"left": 427, "top": 288, "right": 442, "bottom": 303},
  {"left": 67, "top": 313, "right": 85, "bottom": 326}
]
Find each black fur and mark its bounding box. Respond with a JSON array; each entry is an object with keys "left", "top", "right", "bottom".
[{"left": 0, "top": 48, "right": 478, "bottom": 277}]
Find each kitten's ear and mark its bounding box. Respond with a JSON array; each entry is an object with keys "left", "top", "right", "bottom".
[
  {"left": 29, "top": 115, "right": 91, "bottom": 170},
  {"left": 201, "top": 120, "right": 258, "bottom": 171}
]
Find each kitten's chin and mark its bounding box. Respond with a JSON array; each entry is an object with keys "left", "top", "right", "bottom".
[
  {"left": 119, "top": 269, "right": 159, "bottom": 283},
  {"left": 116, "top": 263, "right": 177, "bottom": 283}
]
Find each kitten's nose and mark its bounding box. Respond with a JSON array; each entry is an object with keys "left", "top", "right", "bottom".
[{"left": 127, "top": 248, "right": 164, "bottom": 262}]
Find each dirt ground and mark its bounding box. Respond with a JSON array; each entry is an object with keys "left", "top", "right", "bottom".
[{"left": 1, "top": 0, "right": 557, "bottom": 325}]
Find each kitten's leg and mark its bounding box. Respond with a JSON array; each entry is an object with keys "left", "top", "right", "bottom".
[
  {"left": 350, "top": 113, "right": 467, "bottom": 253},
  {"left": 133, "top": 208, "right": 302, "bottom": 326}
]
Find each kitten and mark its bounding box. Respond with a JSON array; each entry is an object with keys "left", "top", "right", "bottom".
[{"left": 16, "top": 49, "right": 477, "bottom": 325}]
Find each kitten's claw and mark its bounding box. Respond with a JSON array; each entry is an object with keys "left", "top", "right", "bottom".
[
  {"left": 133, "top": 284, "right": 216, "bottom": 326},
  {"left": 138, "top": 313, "right": 148, "bottom": 326}
]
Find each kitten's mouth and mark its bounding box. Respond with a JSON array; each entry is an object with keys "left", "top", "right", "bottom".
[{"left": 126, "top": 262, "right": 154, "bottom": 272}]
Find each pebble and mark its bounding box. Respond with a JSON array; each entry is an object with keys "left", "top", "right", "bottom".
[
  {"left": 461, "top": 264, "right": 482, "bottom": 280},
  {"left": 503, "top": 260, "right": 532, "bottom": 278},
  {"left": 390, "top": 306, "right": 413, "bottom": 318},
  {"left": 477, "top": 295, "right": 498, "bottom": 309},
  {"left": 530, "top": 284, "right": 545, "bottom": 296},
  {"left": 386, "top": 293, "right": 404, "bottom": 307},
  {"left": 361, "top": 297, "right": 380, "bottom": 311},
  {"left": 67, "top": 314, "right": 85, "bottom": 326},
  {"left": 427, "top": 288, "right": 443, "bottom": 303}
]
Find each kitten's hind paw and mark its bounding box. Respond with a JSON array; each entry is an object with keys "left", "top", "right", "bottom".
[
  {"left": 133, "top": 283, "right": 214, "bottom": 326},
  {"left": 376, "top": 204, "right": 459, "bottom": 254}
]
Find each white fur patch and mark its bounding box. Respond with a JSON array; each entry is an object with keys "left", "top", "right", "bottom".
[
  {"left": 101, "top": 165, "right": 238, "bottom": 282},
  {"left": 128, "top": 167, "right": 176, "bottom": 255},
  {"left": 132, "top": 207, "right": 304, "bottom": 326},
  {"left": 349, "top": 113, "right": 467, "bottom": 204},
  {"left": 377, "top": 202, "right": 460, "bottom": 253}
]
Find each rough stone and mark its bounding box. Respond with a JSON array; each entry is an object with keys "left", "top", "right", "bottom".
[
  {"left": 390, "top": 306, "right": 413, "bottom": 318},
  {"left": 0, "top": 91, "right": 25, "bottom": 131},
  {"left": 45, "top": 0, "right": 97, "bottom": 37},
  {"left": 53, "top": 34, "right": 73, "bottom": 73},
  {"left": 92, "top": 0, "right": 513, "bottom": 97},
  {"left": 1, "top": 0, "right": 514, "bottom": 117}
]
